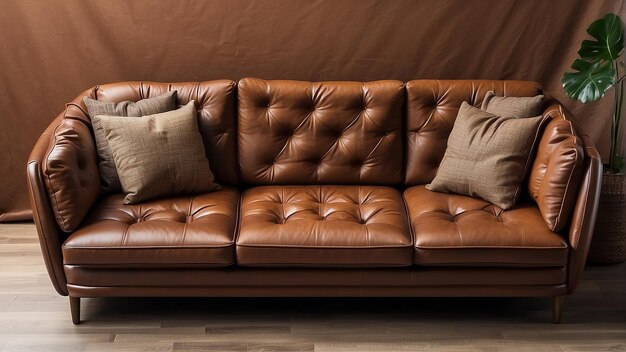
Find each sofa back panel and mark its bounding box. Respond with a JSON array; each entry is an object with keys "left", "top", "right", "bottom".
[
  {"left": 404, "top": 80, "right": 543, "bottom": 185},
  {"left": 94, "top": 81, "right": 239, "bottom": 185},
  {"left": 238, "top": 78, "right": 405, "bottom": 185}
]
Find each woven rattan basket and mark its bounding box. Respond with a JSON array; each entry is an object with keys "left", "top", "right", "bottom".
[{"left": 588, "top": 172, "right": 626, "bottom": 263}]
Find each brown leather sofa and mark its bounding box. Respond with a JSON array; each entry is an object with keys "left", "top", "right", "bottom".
[{"left": 27, "top": 78, "right": 602, "bottom": 325}]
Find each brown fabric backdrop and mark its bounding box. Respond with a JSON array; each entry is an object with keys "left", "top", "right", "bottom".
[{"left": 1, "top": 0, "right": 624, "bottom": 221}]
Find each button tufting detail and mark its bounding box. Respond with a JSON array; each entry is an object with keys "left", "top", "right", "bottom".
[
  {"left": 61, "top": 188, "right": 240, "bottom": 267},
  {"left": 237, "top": 78, "right": 404, "bottom": 185},
  {"left": 404, "top": 185, "right": 568, "bottom": 266},
  {"left": 237, "top": 185, "right": 412, "bottom": 266},
  {"left": 243, "top": 185, "right": 408, "bottom": 227}
]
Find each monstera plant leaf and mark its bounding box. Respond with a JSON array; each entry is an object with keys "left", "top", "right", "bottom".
[
  {"left": 562, "top": 13, "right": 624, "bottom": 103},
  {"left": 562, "top": 13, "right": 625, "bottom": 172},
  {"left": 578, "top": 13, "right": 624, "bottom": 62},
  {"left": 562, "top": 59, "right": 616, "bottom": 103}
]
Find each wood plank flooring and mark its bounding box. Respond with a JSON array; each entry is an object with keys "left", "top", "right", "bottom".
[{"left": 0, "top": 223, "right": 624, "bottom": 351}]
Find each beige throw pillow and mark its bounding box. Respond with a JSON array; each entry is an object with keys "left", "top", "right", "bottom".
[
  {"left": 93, "top": 101, "right": 218, "bottom": 204},
  {"left": 83, "top": 91, "right": 177, "bottom": 192},
  {"left": 426, "top": 102, "right": 546, "bottom": 209},
  {"left": 481, "top": 91, "right": 544, "bottom": 118}
]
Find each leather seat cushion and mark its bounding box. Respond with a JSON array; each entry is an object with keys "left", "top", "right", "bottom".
[
  {"left": 404, "top": 186, "right": 568, "bottom": 267},
  {"left": 237, "top": 185, "right": 413, "bottom": 267},
  {"left": 62, "top": 187, "right": 239, "bottom": 268}
]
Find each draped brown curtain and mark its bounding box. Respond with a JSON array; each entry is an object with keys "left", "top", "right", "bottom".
[{"left": 0, "top": 0, "right": 624, "bottom": 221}]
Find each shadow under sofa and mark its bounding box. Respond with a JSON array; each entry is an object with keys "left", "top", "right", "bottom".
[{"left": 27, "top": 78, "right": 602, "bottom": 324}]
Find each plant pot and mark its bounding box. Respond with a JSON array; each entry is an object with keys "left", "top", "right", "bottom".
[{"left": 588, "top": 172, "right": 626, "bottom": 264}]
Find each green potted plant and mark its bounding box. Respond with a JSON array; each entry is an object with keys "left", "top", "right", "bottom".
[{"left": 562, "top": 13, "right": 625, "bottom": 263}]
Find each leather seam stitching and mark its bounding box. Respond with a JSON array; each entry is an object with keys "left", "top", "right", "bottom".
[
  {"left": 64, "top": 244, "right": 234, "bottom": 249},
  {"left": 552, "top": 132, "right": 581, "bottom": 232},
  {"left": 414, "top": 245, "right": 568, "bottom": 249},
  {"left": 236, "top": 244, "right": 412, "bottom": 249},
  {"left": 569, "top": 149, "right": 595, "bottom": 251}
]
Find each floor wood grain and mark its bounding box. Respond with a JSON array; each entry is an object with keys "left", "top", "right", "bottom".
[{"left": 0, "top": 223, "right": 624, "bottom": 352}]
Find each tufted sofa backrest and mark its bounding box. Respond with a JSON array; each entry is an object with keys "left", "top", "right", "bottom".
[
  {"left": 404, "top": 80, "right": 544, "bottom": 185},
  {"left": 41, "top": 78, "right": 589, "bottom": 237},
  {"left": 88, "top": 81, "right": 239, "bottom": 185},
  {"left": 237, "top": 78, "right": 405, "bottom": 185}
]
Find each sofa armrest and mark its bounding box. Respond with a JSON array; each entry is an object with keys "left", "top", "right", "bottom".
[
  {"left": 567, "top": 134, "right": 602, "bottom": 293},
  {"left": 529, "top": 102, "right": 585, "bottom": 232},
  {"left": 27, "top": 114, "right": 68, "bottom": 295},
  {"left": 40, "top": 116, "right": 100, "bottom": 232},
  {"left": 27, "top": 88, "right": 100, "bottom": 296}
]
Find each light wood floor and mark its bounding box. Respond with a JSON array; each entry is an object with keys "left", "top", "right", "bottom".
[{"left": 0, "top": 223, "right": 625, "bottom": 352}]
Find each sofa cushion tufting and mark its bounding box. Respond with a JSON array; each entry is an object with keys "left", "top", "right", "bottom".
[
  {"left": 404, "top": 186, "right": 568, "bottom": 267},
  {"left": 237, "top": 185, "right": 413, "bottom": 267},
  {"left": 62, "top": 187, "right": 239, "bottom": 268},
  {"left": 237, "top": 78, "right": 405, "bottom": 185}
]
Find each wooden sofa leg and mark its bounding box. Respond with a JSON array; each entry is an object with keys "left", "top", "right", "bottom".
[
  {"left": 69, "top": 296, "right": 80, "bottom": 325},
  {"left": 553, "top": 295, "right": 564, "bottom": 324}
]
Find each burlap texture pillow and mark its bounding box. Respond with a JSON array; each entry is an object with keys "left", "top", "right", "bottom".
[
  {"left": 83, "top": 91, "right": 176, "bottom": 192},
  {"left": 93, "top": 101, "right": 218, "bottom": 204},
  {"left": 481, "top": 91, "right": 544, "bottom": 118},
  {"left": 427, "top": 102, "right": 546, "bottom": 209}
]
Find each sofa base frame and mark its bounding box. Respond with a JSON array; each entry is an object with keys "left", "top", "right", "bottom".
[{"left": 67, "top": 285, "right": 567, "bottom": 325}]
